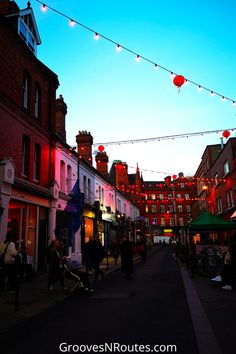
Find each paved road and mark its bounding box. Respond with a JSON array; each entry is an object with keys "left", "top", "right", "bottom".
[{"left": 2, "top": 247, "right": 198, "bottom": 354}]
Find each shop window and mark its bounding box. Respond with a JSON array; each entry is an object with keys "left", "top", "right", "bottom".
[
  {"left": 177, "top": 205, "right": 183, "bottom": 213},
  {"left": 21, "top": 135, "right": 30, "bottom": 177},
  {"left": 33, "top": 143, "right": 41, "bottom": 181}
]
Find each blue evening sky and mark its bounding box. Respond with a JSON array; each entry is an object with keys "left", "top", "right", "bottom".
[{"left": 18, "top": 0, "right": 236, "bottom": 179}]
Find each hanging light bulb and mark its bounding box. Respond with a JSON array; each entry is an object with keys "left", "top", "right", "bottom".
[
  {"left": 184, "top": 79, "right": 189, "bottom": 85},
  {"left": 136, "top": 55, "right": 141, "bottom": 62},
  {"left": 94, "top": 32, "right": 100, "bottom": 40},
  {"left": 221, "top": 96, "right": 226, "bottom": 101},
  {"left": 198, "top": 85, "right": 203, "bottom": 91},
  {"left": 154, "top": 64, "right": 158, "bottom": 71},
  {"left": 232, "top": 101, "right": 236, "bottom": 106},
  {"left": 170, "top": 72, "right": 175, "bottom": 79},
  {"left": 69, "top": 19, "right": 75, "bottom": 27},
  {"left": 41, "top": 4, "right": 47, "bottom": 12},
  {"left": 116, "top": 44, "right": 122, "bottom": 52},
  {"left": 210, "top": 91, "right": 215, "bottom": 96}
]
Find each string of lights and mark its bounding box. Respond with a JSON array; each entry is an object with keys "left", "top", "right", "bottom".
[
  {"left": 36, "top": 0, "right": 236, "bottom": 105},
  {"left": 93, "top": 128, "right": 235, "bottom": 146}
]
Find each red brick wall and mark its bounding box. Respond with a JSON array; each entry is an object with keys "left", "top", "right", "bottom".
[{"left": 0, "top": 15, "right": 59, "bottom": 187}]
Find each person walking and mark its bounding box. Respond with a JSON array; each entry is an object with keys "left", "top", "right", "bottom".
[
  {"left": 0, "top": 232, "right": 17, "bottom": 292},
  {"left": 120, "top": 236, "right": 133, "bottom": 279},
  {"left": 139, "top": 237, "right": 147, "bottom": 264},
  {"left": 91, "top": 235, "right": 105, "bottom": 281},
  {"left": 110, "top": 240, "right": 120, "bottom": 266}
]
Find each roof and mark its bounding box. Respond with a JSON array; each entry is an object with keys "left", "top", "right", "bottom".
[{"left": 189, "top": 211, "right": 236, "bottom": 231}]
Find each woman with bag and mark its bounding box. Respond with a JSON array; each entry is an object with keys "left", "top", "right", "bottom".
[{"left": 0, "top": 232, "right": 17, "bottom": 292}]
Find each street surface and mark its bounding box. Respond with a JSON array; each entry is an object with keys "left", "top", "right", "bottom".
[{"left": 2, "top": 247, "right": 198, "bottom": 354}]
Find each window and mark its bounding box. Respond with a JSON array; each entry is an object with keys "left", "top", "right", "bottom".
[
  {"left": 23, "top": 71, "right": 31, "bottom": 109},
  {"left": 224, "top": 161, "right": 229, "bottom": 176},
  {"left": 169, "top": 217, "right": 174, "bottom": 226},
  {"left": 60, "top": 161, "right": 66, "bottom": 193},
  {"left": 180, "top": 183, "right": 185, "bottom": 188},
  {"left": 145, "top": 218, "right": 149, "bottom": 226},
  {"left": 18, "top": 17, "right": 37, "bottom": 54},
  {"left": 21, "top": 135, "right": 30, "bottom": 177},
  {"left": 67, "top": 165, "right": 72, "bottom": 193},
  {"left": 214, "top": 173, "right": 218, "bottom": 185},
  {"left": 88, "top": 178, "right": 91, "bottom": 204},
  {"left": 34, "top": 84, "right": 41, "bottom": 119},
  {"left": 151, "top": 194, "right": 156, "bottom": 200},
  {"left": 144, "top": 194, "right": 148, "bottom": 200},
  {"left": 160, "top": 205, "right": 165, "bottom": 212},
  {"left": 186, "top": 205, "right": 191, "bottom": 213},
  {"left": 151, "top": 205, "right": 157, "bottom": 213},
  {"left": 226, "top": 190, "right": 234, "bottom": 209},
  {"left": 168, "top": 205, "right": 173, "bottom": 212},
  {"left": 161, "top": 217, "right": 166, "bottom": 226},
  {"left": 167, "top": 194, "right": 172, "bottom": 200},
  {"left": 176, "top": 193, "right": 181, "bottom": 199},
  {"left": 177, "top": 205, "right": 183, "bottom": 213},
  {"left": 33, "top": 143, "right": 41, "bottom": 181},
  {"left": 145, "top": 205, "right": 149, "bottom": 213},
  {"left": 185, "top": 194, "right": 190, "bottom": 200},
  {"left": 159, "top": 194, "right": 164, "bottom": 200},
  {"left": 152, "top": 218, "right": 157, "bottom": 225},
  {"left": 217, "top": 198, "right": 223, "bottom": 214},
  {"left": 179, "top": 217, "right": 184, "bottom": 226}
]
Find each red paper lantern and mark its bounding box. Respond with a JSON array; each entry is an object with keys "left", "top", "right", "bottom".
[
  {"left": 173, "top": 75, "right": 185, "bottom": 88},
  {"left": 222, "top": 130, "right": 230, "bottom": 139},
  {"left": 172, "top": 174, "right": 177, "bottom": 180},
  {"left": 116, "top": 163, "right": 123, "bottom": 170},
  {"left": 98, "top": 145, "right": 105, "bottom": 152}
]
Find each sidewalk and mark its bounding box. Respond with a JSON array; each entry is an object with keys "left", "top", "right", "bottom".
[
  {"left": 0, "top": 256, "right": 121, "bottom": 335},
  {"left": 188, "top": 269, "right": 236, "bottom": 354}
]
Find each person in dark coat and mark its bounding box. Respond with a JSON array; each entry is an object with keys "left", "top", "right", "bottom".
[
  {"left": 139, "top": 238, "right": 147, "bottom": 264},
  {"left": 120, "top": 236, "right": 133, "bottom": 279},
  {"left": 91, "top": 235, "right": 105, "bottom": 280},
  {"left": 47, "top": 240, "right": 67, "bottom": 291}
]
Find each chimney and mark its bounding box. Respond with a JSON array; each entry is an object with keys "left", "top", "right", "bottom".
[
  {"left": 76, "top": 131, "right": 93, "bottom": 165},
  {"left": 95, "top": 151, "right": 108, "bottom": 176},
  {"left": 164, "top": 176, "right": 171, "bottom": 186},
  {"left": 55, "top": 95, "right": 67, "bottom": 142}
]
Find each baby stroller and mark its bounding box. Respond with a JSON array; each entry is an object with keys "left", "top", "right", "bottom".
[{"left": 63, "top": 262, "right": 94, "bottom": 295}]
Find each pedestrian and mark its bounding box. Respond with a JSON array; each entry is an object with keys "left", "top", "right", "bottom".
[
  {"left": 110, "top": 240, "right": 120, "bottom": 266},
  {"left": 47, "top": 240, "right": 67, "bottom": 291},
  {"left": 211, "top": 242, "right": 236, "bottom": 291},
  {"left": 120, "top": 236, "right": 133, "bottom": 279},
  {"left": 91, "top": 235, "right": 105, "bottom": 280},
  {"left": 0, "top": 231, "right": 17, "bottom": 292},
  {"left": 139, "top": 237, "right": 147, "bottom": 264},
  {"left": 84, "top": 238, "right": 94, "bottom": 275},
  {"left": 18, "top": 243, "right": 33, "bottom": 282}
]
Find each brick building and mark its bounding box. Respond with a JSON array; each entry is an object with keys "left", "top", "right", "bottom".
[
  {"left": 191, "top": 136, "right": 236, "bottom": 242},
  {"left": 0, "top": 1, "right": 59, "bottom": 269}
]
